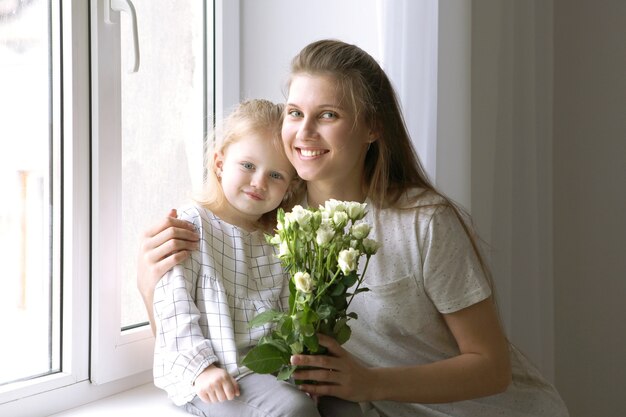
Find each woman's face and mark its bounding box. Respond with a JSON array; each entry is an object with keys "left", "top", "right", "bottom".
[{"left": 281, "top": 74, "right": 375, "bottom": 193}]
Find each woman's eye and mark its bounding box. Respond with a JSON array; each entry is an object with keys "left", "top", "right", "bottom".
[
  {"left": 270, "top": 172, "right": 283, "bottom": 180},
  {"left": 321, "top": 111, "right": 336, "bottom": 119},
  {"left": 241, "top": 162, "right": 254, "bottom": 170},
  {"left": 288, "top": 109, "right": 302, "bottom": 117}
]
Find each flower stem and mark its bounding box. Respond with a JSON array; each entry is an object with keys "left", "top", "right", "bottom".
[{"left": 346, "top": 255, "right": 370, "bottom": 309}]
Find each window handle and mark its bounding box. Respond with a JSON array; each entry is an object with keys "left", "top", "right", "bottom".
[{"left": 104, "top": 0, "right": 140, "bottom": 73}]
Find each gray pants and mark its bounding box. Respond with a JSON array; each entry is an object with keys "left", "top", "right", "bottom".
[{"left": 182, "top": 373, "right": 362, "bottom": 417}]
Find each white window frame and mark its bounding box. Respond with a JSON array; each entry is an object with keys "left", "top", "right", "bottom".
[
  {"left": 0, "top": 1, "right": 222, "bottom": 415},
  {"left": 89, "top": 0, "right": 155, "bottom": 384},
  {"left": 0, "top": 1, "right": 93, "bottom": 414}
]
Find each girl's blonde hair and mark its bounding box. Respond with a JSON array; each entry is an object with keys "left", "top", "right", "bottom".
[{"left": 195, "top": 99, "right": 303, "bottom": 230}]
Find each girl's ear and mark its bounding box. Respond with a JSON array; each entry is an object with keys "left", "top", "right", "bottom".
[
  {"left": 213, "top": 151, "right": 224, "bottom": 178},
  {"left": 213, "top": 151, "right": 224, "bottom": 169}
]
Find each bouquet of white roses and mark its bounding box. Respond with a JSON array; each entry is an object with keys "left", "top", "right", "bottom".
[{"left": 241, "top": 199, "right": 380, "bottom": 380}]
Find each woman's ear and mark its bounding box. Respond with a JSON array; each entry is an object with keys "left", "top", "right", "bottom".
[{"left": 368, "top": 123, "right": 381, "bottom": 144}]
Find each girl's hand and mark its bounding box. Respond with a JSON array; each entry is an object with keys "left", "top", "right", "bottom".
[
  {"left": 194, "top": 365, "right": 240, "bottom": 403},
  {"left": 290, "top": 333, "right": 377, "bottom": 402},
  {"left": 137, "top": 209, "right": 199, "bottom": 300}
]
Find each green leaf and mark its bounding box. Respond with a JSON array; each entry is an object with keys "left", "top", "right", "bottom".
[
  {"left": 301, "top": 322, "right": 316, "bottom": 337},
  {"left": 353, "top": 287, "right": 370, "bottom": 295},
  {"left": 280, "top": 316, "right": 293, "bottom": 335},
  {"left": 276, "top": 365, "right": 298, "bottom": 381},
  {"left": 332, "top": 295, "right": 348, "bottom": 310},
  {"left": 248, "top": 310, "right": 285, "bottom": 328},
  {"left": 262, "top": 338, "right": 291, "bottom": 354},
  {"left": 347, "top": 311, "right": 358, "bottom": 320},
  {"left": 241, "top": 344, "right": 289, "bottom": 374},
  {"left": 316, "top": 304, "right": 334, "bottom": 320},
  {"left": 303, "top": 334, "right": 320, "bottom": 353},
  {"left": 334, "top": 322, "right": 352, "bottom": 345},
  {"left": 330, "top": 282, "right": 345, "bottom": 296},
  {"left": 342, "top": 272, "right": 358, "bottom": 288},
  {"left": 290, "top": 340, "right": 303, "bottom": 354}
]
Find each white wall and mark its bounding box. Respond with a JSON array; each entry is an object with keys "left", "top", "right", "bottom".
[{"left": 239, "top": 0, "right": 380, "bottom": 104}]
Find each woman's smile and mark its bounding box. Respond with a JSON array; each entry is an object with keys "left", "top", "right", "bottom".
[{"left": 297, "top": 147, "right": 329, "bottom": 158}]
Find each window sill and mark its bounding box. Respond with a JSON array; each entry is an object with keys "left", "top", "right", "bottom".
[{"left": 50, "top": 383, "right": 187, "bottom": 416}]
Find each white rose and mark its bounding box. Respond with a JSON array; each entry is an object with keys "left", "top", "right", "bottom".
[
  {"left": 338, "top": 248, "right": 360, "bottom": 275},
  {"left": 268, "top": 234, "right": 281, "bottom": 245},
  {"left": 316, "top": 224, "right": 335, "bottom": 246},
  {"left": 291, "top": 205, "right": 313, "bottom": 230},
  {"left": 333, "top": 211, "right": 348, "bottom": 229},
  {"left": 278, "top": 240, "right": 290, "bottom": 257},
  {"left": 350, "top": 222, "right": 370, "bottom": 240},
  {"left": 294, "top": 271, "right": 314, "bottom": 293},
  {"left": 362, "top": 238, "right": 380, "bottom": 255},
  {"left": 322, "top": 199, "right": 345, "bottom": 216},
  {"left": 346, "top": 201, "right": 367, "bottom": 221}
]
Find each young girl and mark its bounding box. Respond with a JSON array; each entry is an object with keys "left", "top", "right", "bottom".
[{"left": 151, "top": 99, "right": 319, "bottom": 417}]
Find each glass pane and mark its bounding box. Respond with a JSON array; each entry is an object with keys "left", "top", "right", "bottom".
[
  {"left": 0, "top": 0, "right": 56, "bottom": 384},
  {"left": 120, "top": 1, "right": 206, "bottom": 328}
]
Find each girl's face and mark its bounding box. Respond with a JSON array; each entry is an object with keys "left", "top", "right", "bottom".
[
  {"left": 215, "top": 133, "right": 295, "bottom": 224},
  {"left": 281, "top": 74, "right": 376, "bottom": 196}
]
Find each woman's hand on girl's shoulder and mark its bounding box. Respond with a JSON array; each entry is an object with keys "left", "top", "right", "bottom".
[{"left": 137, "top": 209, "right": 200, "bottom": 297}]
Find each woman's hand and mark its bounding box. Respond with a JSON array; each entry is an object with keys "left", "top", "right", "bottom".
[
  {"left": 137, "top": 209, "right": 199, "bottom": 333},
  {"left": 291, "top": 298, "right": 511, "bottom": 405},
  {"left": 194, "top": 365, "right": 240, "bottom": 403},
  {"left": 290, "top": 333, "right": 377, "bottom": 403}
]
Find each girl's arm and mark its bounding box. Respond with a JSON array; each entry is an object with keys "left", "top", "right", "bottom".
[
  {"left": 154, "top": 262, "right": 219, "bottom": 390},
  {"left": 137, "top": 209, "right": 200, "bottom": 335},
  {"left": 291, "top": 296, "right": 511, "bottom": 404}
]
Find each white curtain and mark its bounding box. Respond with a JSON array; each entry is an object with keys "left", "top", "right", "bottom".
[
  {"left": 378, "top": 0, "right": 556, "bottom": 380},
  {"left": 471, "top": 0, "right": 555, "bottom": 380},
  {"left": 376, "top": 0, "right": 439, "bottom": 182}
]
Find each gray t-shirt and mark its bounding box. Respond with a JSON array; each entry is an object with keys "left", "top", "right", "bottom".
[{"left": 346, "top": 189, "right": 569, "bottom": 417}]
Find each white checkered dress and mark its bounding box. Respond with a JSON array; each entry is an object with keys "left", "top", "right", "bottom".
[{"left": 153, "top": 204, "right": 289, "bottom": 406}]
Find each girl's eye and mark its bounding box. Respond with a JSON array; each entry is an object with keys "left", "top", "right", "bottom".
[
  {"left": 242, "top": 162, "right": 254, "bottom": 170},
  {"left": 270, "top": 172, "right": 283, "bottom": 180},
  {"left": 321, "top": 111, "right": 336, "bottom": 119}
]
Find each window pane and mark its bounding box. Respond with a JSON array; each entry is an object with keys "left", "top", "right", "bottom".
[
  {"left": 120, "top": 1, "right": 206, "bottom": 328},
  {"left": 0, "top": 0, "right": 58, "bottom": 384}
]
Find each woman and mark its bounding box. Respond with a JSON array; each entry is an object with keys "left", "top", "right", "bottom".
[{"left": 139, "top": 39, "right": 569, "bottom": 417}]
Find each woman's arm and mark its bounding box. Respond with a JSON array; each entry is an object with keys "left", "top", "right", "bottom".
[
  {"left": 137, "top": 209, "right": 200, "bottom": 335},
  {"left": 290, "top": 297, "right": 511, "bottom": 404}
]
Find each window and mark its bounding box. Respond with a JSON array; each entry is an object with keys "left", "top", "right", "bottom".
[
  {"left": 0, "top": 0, "right": 59, "bottom": 388},
  {"left": 91, "top": 0, "right": 211, "bottom": 383},
  {"left": 0, "top": 0, "right": 215, "bottom": 414}
]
